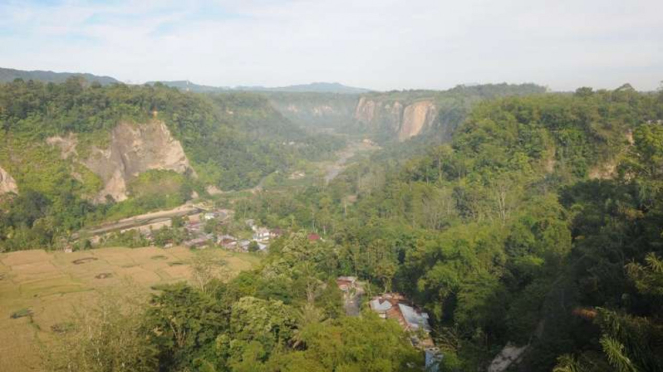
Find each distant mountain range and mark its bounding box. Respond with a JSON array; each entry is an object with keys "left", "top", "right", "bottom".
[
  {"left": 235, "top": 82, "right": 371, "bottom": 94},
  {"left": 144, "top": 80, "right": 228, "bottom": 93},
  {"left": 147, "top": 80, "right": 372, "bottom": 94},
  {"left": 0, "top": 67, "right": 119, "bottom": 85},
  {"left": 1, "top": 67, "right": 371, "bottom": 94}
]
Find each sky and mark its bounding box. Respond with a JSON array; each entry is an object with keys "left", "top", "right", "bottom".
[{"left": 0, "top": 0, "right": 661, "bottom": 91}]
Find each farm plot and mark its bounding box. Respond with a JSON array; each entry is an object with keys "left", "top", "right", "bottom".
[{"left": 0, "top": 246, "right": 260, "bottom": 372}]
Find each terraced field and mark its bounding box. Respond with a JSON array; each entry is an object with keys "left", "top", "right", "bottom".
[{"left": 0, "top": 246, "right": 260, "bottom": 372}]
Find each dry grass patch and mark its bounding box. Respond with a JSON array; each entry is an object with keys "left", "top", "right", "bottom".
[
  {"left": 0, "top": 250, "right": 52, "bottom": 267},
  {"left": 161, "top": 264, "right": 192, "bottom": 280},
  {"left": 0, "top": 319, "right": 39, "bottom": 372},
  {"left": 0, "top": 246, "right": 260, "bottom": 372},
  {"left": 33, "top": 292, "right": 98, "bottom": 334},
  {"left": 20, "top": 276, "right": 85, "bottom": 298}
]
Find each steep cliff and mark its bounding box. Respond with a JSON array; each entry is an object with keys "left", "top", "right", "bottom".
[
  {"left": 354, "top": 97, "right": 437, "bottom": 141},
  {"left": 85, "top": 121, "right": 194, "bottom": 202},
  {"left": 268, "top": 84, "right": 546, "bottom": 143},
  {"left": 0, "top": 165, "right": 18, "bottom": 194},
  {"left": 398, "top": 101, "right": 437, "bottom": 141},
  {"left": 48, "top": 121, "right": 194, "bottom": 202},
  {"left": 354, "top": 97, "right": 404, "bottom": 133}
]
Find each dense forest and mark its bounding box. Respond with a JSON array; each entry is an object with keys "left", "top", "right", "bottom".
[
  {"left": 226, "top": 86, "right": 663, "bottom": 371},
  {"left": 2, "top": 78, "right": 662, "bottom": 371},
  {"left": 0, "top": 78, "right": 344, "bottom": 251}
]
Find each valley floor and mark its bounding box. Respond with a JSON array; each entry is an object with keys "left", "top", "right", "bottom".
[{"left": 0, "top": 246, "right": 259, "bottom": 372}]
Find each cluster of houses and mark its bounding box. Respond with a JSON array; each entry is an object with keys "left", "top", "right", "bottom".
[
  {"left": 213, "top": 219, "right": 284, "bottom": 252},
  {"left": 182, "top": 217, "right": 214, "bottom": 248},
  {"left": 180, "top": 210, "right": 231, "bottom": 248},
  {"left": 335, "top": 276, "right": 442, "bottom": 371}
]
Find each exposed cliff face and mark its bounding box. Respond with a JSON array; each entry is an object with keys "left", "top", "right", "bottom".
[
  {"left": 354, "top": 97, "right": 378, "bottom": 124},
  {"left": 84, "top": 121, "right": 194, "bottom": 202},
  {"left": 0, "top": 165, "right": 18, "bottom": 194},
  {"left": 354, "top": 98, "right": 437, "bottom": 141},
  {"left": 398, "top": 101, "right": 437, "bottom": 141},
  {"left": 48, "top": 121, "right": 194, "bottom": 202}
]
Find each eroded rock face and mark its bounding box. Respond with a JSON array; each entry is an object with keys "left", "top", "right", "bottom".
[
  {"left": 398, "top": 101, "right": 437, "bottom": 141},
  {"left": 354, "top": 98, "right": 436, "bottom": 141},
  {"left": 0, "top": 165, "right": 18, "bottom": 194},
  {"left": 82, "top": 121, "right": 194, "bottom": 202},
  {"left": 354, "top": 98, "right": 402, "bottom": 132},
  {"left": 355, "top": 97, "right": 378, "bottom": 124}
]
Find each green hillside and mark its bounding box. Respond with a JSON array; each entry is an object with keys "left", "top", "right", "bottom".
[
  {"left": 233, "top": 86, "right": 663, "bottom": 371},
  {"left": 0, "top": 67, "right": 119, "bottom": 85},
  {"left": 0, "top": 78, "right": 344, "bottom": 251}
]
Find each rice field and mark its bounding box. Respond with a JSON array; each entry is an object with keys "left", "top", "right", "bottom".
[{"left": 0, "top": 246, "right": 260, "bottom": 372}]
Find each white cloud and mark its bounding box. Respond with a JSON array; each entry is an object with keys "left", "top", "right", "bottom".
[{"left": 0, "top": 0, "right": 661, "bottom": 90}]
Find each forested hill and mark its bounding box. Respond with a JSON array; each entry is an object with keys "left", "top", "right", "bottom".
[
  {"left": 239, "top": 82, "right": 371, "bottom": 94},
  {"left": 0, "top": 67, "right": 119, "bottom": 85},
  {"left": 147, "top": 80, "right": 370, "bottom": 94},
  {"left": 0, "top": 78, "right": 344, "bottom": 251},
  {"left": 238, "top": 86, "right": 663, "bottom": 371}
]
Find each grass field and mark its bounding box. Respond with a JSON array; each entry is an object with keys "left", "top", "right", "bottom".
[{"left": 0, "top": 246, "right": 260, "bottom": 372}]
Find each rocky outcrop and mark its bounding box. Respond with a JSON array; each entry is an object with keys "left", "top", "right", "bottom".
[
  {"left": 0, "top": 165, "right": 18, "bottom": 194},
  {"left": 354, "top": 98, "right": 404, "bottom": 133},
  {"left": 398, "top": 101, "right": 437, "bottom": 141},
  {"left": 354, "top": 97, "right": 378, "bottom": 124},
  {"left": 46, "top": 121, "right": 194, "bottom": 202},
  {"left": 354, "top": 98, "right": 437, "bottom": 141},
  {"left": 83, "top": 121, "right": 194, "bottom": 202}
]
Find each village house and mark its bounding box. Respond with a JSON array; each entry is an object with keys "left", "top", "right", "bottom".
[
  {"left": 336, "top": 276, "right": 357, "bottom": 292},
  {"left": 253, "top": 227, "right": 270, "bottom": 242},
  {"left": 185, "top": 221, "right": 203, "bottom": 234},
  {"left": 369, "top": 293, "right": 441, "bottom": 370},
  {"left": 217, "top": 234, "right": 237, "bottom": 249},
  {"left": 184, "top": 233, "right": 214, "bottom": 249}
]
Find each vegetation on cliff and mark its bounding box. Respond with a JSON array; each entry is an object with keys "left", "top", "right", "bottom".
[
  {"left": 2, "top": 78, "right": 662, "bottom": 372},
  {"left": 228, "top": 86, "right": 663, "bottom": 371},
  {"left": 0, "top": 78, "right": 344, "bottom": 251}
]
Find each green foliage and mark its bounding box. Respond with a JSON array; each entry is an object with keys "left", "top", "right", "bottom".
[
  {"left": 0, "top": 78, "right": 346, "bottom": 251},
  {"left": 44, "top": 288, "right": 158, "bottom": 372},
  {"left": 229, "top": 86, "right": 663, "bottom": 371},
  {"left": 144, "top": 283, "right": 231, "bottom": 370}
]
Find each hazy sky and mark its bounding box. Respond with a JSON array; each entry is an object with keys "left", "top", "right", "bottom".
[{"left": 1, "top": 0, "right": 661, "bottom": 91}]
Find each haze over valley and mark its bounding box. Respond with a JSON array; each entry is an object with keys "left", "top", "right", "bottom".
[{"left": 1, "top": 1, "right": 662, "bottom": 372}]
